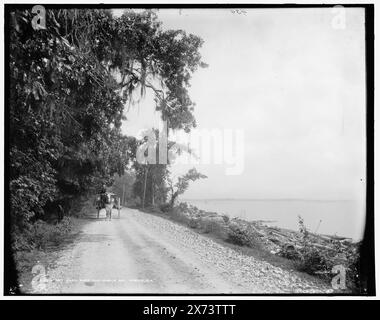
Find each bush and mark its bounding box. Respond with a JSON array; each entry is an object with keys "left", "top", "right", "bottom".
[
  {"left": 188, "top": 218, "right": 199, "bottom": 229},
  {"left": 292, "top": 239, "right": 361, "bottom": 292},
  {"left": 226, "top": 223, "right": 250, "bottom": 246},
  {"left": 14, "top": 217, "right": 73, "bottom": 251},
  {"left": 199, "top": 217, "right": 228, "bottom": 239},
  {"left": 13, "top": 249, "right": 40, "bottom": 273},
  {"left": 226, "top": 221, "right": 263, "bottom": 248},
  {"left": 296, "top": 246, "right": 332, "bottom": 275},
  {"left": 278, "top": 243, "right": 301, "bottom": 260},
  {"left": 12, "top": 228, "right": 34, "bottom": 252},
  {"left": 291, "top": 215, "right": 361, "bottom": 292},
  {"left": 33, "top": 217, "right": 73, "bottom": 248},
  {"left": 292, "top": 216, "right": 333, "bottom": 276},
  {"left": 55, "top": 216, "right": 72, "bottom": 234},
  {"left": 159, "top": 203, "right": 172, "bottom": 213}
]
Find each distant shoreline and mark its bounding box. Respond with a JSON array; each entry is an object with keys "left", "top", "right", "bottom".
[{"left": 183, "top": 198, "right": 354, "bottom": 202}]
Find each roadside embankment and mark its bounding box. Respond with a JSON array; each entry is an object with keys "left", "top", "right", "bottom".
[{"left": 145, "top": 202, "right": 361, "bottom": 293}]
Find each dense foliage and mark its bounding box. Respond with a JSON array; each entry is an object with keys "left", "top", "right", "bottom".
[
  {"left": 131, "top": 128, "right": 194, "bottom": 208},
  {"left": 8, "top": 8, "right": 206, "bottom": 248}
]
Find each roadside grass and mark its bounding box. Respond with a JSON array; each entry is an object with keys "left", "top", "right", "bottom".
[{"left": 14, "top": 217, "right": 87, "bottom": 293}]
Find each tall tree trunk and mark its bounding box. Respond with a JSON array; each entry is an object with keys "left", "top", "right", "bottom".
[
  {"left": 152, "top": 178, "right": 155, "bottom": 206},
  {"left": 170, "top": 191, "right": 178, "bottom": 208},
  {"left": 142, "top": 165, "right": 148, "bottom": 209},
  {"left": 166, "top": 118, "right": 170, "bottom": 165},
  {"left": 122, "top": 184, "right": 125, "bottom": 206}
]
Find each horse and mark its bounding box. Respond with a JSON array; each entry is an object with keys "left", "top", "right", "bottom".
[
  {"left": 104, "top": 193, "right": 115, "bottom": 221},
  {"left": 95, "top": 192, "right": 118, "bottom": 220}
]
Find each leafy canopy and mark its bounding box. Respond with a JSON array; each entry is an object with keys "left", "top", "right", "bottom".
[{"left": 9, "top": 8, "right": 206, "bottom": 231}]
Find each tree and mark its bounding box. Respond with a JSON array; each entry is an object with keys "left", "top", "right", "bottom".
[
  {"left": 111, "top": 172, "right": 136, "bottom": 205},
  {"left": 9, "top": 8, "right": 206, "bottom": 233},
  {"left": 167, "top": 168, "right": 207, "bottom": 208},
  {"left": 131, "top": 128, "right": 196, "bottom": 208},
  {"left": 9, "top": 9, "right": 129, "bottom": 228},
  {"left": 132, "top": 130, "right": 169, "bottom": 208}
]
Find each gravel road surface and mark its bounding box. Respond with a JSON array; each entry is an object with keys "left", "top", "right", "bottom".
[{"left": 36, "top": 208, "right": 331, "bottom": 294}]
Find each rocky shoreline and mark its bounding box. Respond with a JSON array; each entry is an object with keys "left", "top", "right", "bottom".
[{"left": 166, "top": 202, "right": 361, "bottom": 291}]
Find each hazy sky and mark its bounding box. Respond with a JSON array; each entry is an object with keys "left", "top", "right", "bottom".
[{"left": 118, "top": 8, "right": 366, "bottom": 204}]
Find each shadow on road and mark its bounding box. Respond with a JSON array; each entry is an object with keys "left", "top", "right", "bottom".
[{"left": 77, "top": 233, "right": 112, "bottom": 243}]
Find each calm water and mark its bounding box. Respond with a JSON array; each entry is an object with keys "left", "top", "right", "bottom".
[{"left": 184, "top": 199, "right": 366, "bottom": 240}]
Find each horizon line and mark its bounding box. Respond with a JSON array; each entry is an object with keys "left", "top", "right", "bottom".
[{"left": 181, "top": 198, "right": 354, "bottom": 202}]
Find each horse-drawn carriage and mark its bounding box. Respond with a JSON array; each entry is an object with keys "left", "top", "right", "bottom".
[{"left": 94, "top": 192, "right": 121, "bottom": 220}]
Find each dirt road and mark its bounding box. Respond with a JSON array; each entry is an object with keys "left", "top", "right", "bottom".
[{"left": 36, "top": 208, "right": 331, "bottom": 294}]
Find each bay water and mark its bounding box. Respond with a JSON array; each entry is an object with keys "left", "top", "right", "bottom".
[{"left": 184, "top": 199, "right": 365, "bottom": 240}]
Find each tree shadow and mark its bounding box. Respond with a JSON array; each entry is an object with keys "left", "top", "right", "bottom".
[{"left": 77, "top": 233, "right": 112, "bottom": 243}]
